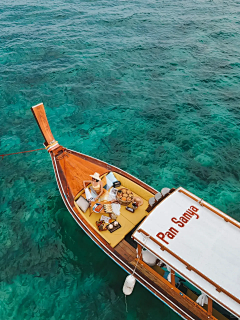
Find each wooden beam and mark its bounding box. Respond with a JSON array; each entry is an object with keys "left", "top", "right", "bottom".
[
  {"left": 137, "top": 244, "right": 142, "bottom": 259},
  {"left": 171, "top": 269, "right": 175, "bottom": 287},
  {"left": 208, "top": 297, "right": 213, "bottom": 315},
  {"left": 31, "top": 103, "right": 56, "bottom": 146}
]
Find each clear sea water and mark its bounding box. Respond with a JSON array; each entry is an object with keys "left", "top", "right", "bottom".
[{"left": 1, "top": 0, "right": 240, "bottom": 319}]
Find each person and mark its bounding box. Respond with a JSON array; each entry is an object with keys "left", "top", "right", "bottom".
[{"left": 83, "top": 172, "right": 104, "bottom": 202}]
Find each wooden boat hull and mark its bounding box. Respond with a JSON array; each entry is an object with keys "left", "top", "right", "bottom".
[
  {"left": 32, "top": 103, "right": 231, "bottom": 320},
  {"left": 50, "top": 148, "right": 199, "bottom": 320}
]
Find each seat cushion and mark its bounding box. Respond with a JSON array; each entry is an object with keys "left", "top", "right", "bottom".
[
  {"left": 113, "top": 172, "right": 154, "bottom": 201},
  {"left": 76, "top": 196, "right": 89, "bottom": 213}
]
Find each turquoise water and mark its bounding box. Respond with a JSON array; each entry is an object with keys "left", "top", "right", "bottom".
[{"left": 1, "top": 0, "right": 240, "bottom": 319}]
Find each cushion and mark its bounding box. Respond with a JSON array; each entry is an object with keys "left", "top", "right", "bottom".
[
  {"left": 154, "top": 192, "right": 162, "bottom": 201},
  {"left": 76, "top": 196, "right": 90, "bottom": 213},
  {"left": 106, "top": 172, "right": 118, "bottom": 183},
  {"left": 149, "top": 197, "right": 156, "bottom": 206},
  {"left": 104, "top": 176, "right": 113, "bottom": 190}
]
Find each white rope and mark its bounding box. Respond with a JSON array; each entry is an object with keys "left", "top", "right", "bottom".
[
  {"left": 125, "top": 294, "right": 128, "bottom": 313},
  {"left": 132, "top": 253, "right": 141, "bottom": 275},
  {"left": 143, "top": 234, "right": 150, "bottom": 245}
]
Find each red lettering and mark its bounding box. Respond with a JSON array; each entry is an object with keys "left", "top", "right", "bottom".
[
  {"left": 158, "top": 206, "right": 199, "bottom": 245},
  {"left": 186, "top": 209, "right": 194, "bottom": 216},
  {"left": 179, "top": 216, "right": 188, "bottom": 224},
  {"left": 169, "top": 227, "right": 178, "bottom": 235},
  {"left": 166, "top": 231, "right": 175, "bottom": 239},
  {"left": 187, "top": 208, "right": 199, "bottom": 219},
  {"left": 190, "top": 206, "right": 199, "bottom": 212},
  {"left": 156, "top": 232, "right": 169, "bottom": 245},
  {"left": 171, "top": 217, "right": 184, "bottom": 228},
  {"left": 183, "top": 212, "right": 191, "bottom": 220}
]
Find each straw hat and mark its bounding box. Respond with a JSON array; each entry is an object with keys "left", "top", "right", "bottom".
[
  {"left": 90, "top": 172, "right": 101, "bottom": 181},
  {"left": 133, "top": 196, "right": 143, "bottom": 206}
]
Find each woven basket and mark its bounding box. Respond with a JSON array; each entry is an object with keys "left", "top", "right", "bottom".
[{"left": 116, "top": 188, "right": 134, "bottom": 206}]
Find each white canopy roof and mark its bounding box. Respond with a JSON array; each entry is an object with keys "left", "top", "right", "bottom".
[{"left": 133, "top": 187, "right": 240, "bottom": 317}]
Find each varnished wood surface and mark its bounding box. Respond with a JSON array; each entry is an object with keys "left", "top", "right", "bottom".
[
  {"left": 56, "top": 149, "right": 107, "bottom": 197},
  {"left": 31, "top": 103, "right": 55, "bottom": 145},
  {"left": 114, "top": 240, "right": 136, "bottom": 262}
]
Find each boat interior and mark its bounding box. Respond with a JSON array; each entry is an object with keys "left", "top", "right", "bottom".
[
  {"left": 58, "top": 152, "right": 235, "bottom": 320},
  {"left": 73, "top": 171, "right": 233, "bottom": 319},
  {"left": 74, "top": 171, "right": 154, "bottom": 248}
]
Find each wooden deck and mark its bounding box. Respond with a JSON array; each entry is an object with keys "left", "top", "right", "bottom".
[{"left": 114, "top": 239, "right": 136, "bottom": 262}]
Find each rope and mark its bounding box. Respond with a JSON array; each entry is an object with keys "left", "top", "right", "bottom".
[
  {"left": 45, "top": 140, "right": 58, "bottom": 150},
  {"left": 143, "top": 233, "right": 150, "bottom": 245},
  {"left": 0, "top": 148, "right": 45, "bottom": 160},
  {"left": 133, "top": 253, "right": 141, "bottom": 275},
  {"left": 124, "top": 295, "right": 128, "bottom": 313}
]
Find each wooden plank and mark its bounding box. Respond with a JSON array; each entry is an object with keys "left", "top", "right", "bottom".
[
  {"left": 57, "top": 151, "right": 107, "bottom": 197},
  {"left": 137, "top": 243, "right": 142, "bottom": 260},
  {"left": 171, "top": 269, "right": 175, "bottom": 287},
  {"left": 31, "top": 103, "right": 55, "bottom": 145},
  {"left": 67, "top": 149, "right": 157, "bottom": 195},
  {"left": 119, "top": 239, "right": 136, "bottom": 254},
  {"left": 208, "top": 298, "right": 212, "bottom": 315},
  {"left": 115, "top": 240, "right": 136, "bottom": 261}
]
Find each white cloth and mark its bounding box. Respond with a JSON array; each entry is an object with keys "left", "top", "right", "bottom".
[
  {"left": 107, "top": 188, "right": 117, "bottom": 202},
  {"left": 111, "top": 203, "right": 121, "bottom": 216},
  {"left": 85, "top": 188, "right": 94, "bottom": 201},
  {"left": 100, "top": 190, "right": 109, "bottom": 201},
  {"left": 167, "top": 272, "right": 171, "bottom": 282},
  {"left": 166, "top": 264, "right": 171, "bottom": 282},
  {"left": 196, "top": 292, "right": 208, "bottom": 306},
  {"left": 100, "top": 215, "right": 111, "bottom": 223}
]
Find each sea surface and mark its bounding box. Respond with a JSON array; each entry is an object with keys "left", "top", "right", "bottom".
[{"left": 1, "top": 0, "right": 240, "bottom": 319}]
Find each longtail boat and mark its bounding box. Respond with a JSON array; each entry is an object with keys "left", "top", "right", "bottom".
[{"left": 32, "top": 103, "right": 240, "bottom": 320}]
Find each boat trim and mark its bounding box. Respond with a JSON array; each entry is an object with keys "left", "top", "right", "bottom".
[{"left": 179, "top": 189, "right": 240, "bottom": 230}]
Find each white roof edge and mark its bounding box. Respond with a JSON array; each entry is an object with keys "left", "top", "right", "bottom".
[{"left": 177, "top": 187, "right": 240, "bottom": 228}]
